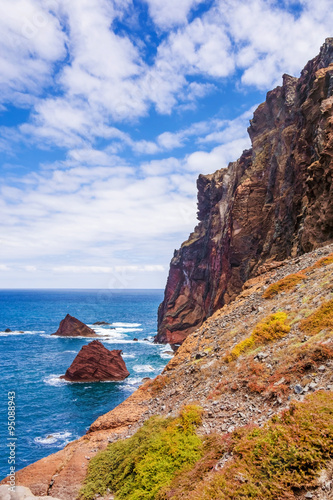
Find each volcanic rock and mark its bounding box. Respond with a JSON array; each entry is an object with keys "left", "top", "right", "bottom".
[
  {"left": 4, "top": 328, "right": 11, "bottom": 332},
  {"left": 60, "top": 340, "right": 130, "bottom": 382},
  {"left": 52, "top": 314, "right": 97, "bottom": 337},
  {"left": 0, "top": 485, "right": 61, "bottom": 500},
  {"left": 156, "top": 38, "right": 333, "bottom": 347}
]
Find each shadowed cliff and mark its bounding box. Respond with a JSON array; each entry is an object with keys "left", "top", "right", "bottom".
[{"left": 156, "top": 38, "right": 333, "bottom": 347}]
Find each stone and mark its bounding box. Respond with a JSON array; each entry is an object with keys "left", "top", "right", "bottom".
[
  {"left": 4, "top": 328, "right": 11, "bottom": 332},
  {"left": 0, "top": 485, "right": 61, "bottom": 499},
  {"left": 60, "top": 340, "right": 130, "bottom": 382},
  {"left": 52, "top": 314, "right": 97, "bottom": 337},
  {"left": 318, "top": 365, "right": 326, "bottom": 372},
  {"left": 294, "top": 384, "right": 303, "bottom": 394},
  {"left": 156, "top": 39, "right": 333, "bottom": 346},
  {"left": 305, "top": 492, "right": 313, "bottom": 499}
]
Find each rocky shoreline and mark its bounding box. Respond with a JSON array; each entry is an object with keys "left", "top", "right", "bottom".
[{"left": 4, "top": 243, "right": 332, "bottom": 499}]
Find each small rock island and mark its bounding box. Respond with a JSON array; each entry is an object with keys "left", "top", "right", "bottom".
[
  {"left": 52, "top": 314, "right": 98, "bottom": 337},
  {"left": 61, "top": 340, "right": 130, "bottom": 382}
]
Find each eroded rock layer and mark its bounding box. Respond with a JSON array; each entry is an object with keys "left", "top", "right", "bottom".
[
  {"left": 156, "top": 39, "right": 333, "bottom": 346},
  {"left": 61, "top": 340, "right": 129, "bottom": 382}
]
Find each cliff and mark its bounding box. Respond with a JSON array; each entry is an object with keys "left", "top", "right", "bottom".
[
  {"left": 8, "top": 244, "right": 333, "bottom": 500},
  {"left": 60, "top": 341, "right": 129, "bottom": 382},
  {"left": 156, "top": 38, "right": 333, "bottom": 347}
]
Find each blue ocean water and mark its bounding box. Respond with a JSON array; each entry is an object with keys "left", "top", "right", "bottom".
[{"left": 0, "top": 289, "right": 167, "bottom": 480}]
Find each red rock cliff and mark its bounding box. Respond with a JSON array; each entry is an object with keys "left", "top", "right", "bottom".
[{"left": 156, "top": 38, "right": 333, "bottom": 347}]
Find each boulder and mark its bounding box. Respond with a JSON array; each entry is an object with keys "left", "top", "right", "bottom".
[
  {"left": 52, "top": 314, "right": 97, "bottom": 337},
  {"left": 0, "top": 485, "right": 61, "bottom": 499},
  {"left": 60, "top": 340, "right": 130, "bottom": 382}
]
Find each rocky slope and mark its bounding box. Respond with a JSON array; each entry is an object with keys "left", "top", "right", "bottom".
[
  {"left": 6, "top": 244, "right": 333, "bottom": 499},
  {"left": 156, "top": 38, "right": 333, "bottom": 347},
  {"left": 52, "top": 315, "right": 97, "bottom": 338},
  {"left": 61, "top": 341, "right": 129, "bottom": 382}
]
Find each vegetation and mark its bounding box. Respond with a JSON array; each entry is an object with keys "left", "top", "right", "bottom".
[
  {"left": 299, "top": 298, "right": 333, "bottom": 335},
  {"left": 161, "top": 391, "right": 333, "bottom": 499},
  {"left": 80, "top": 405, "right": 204, "bottom": 500},
  {"left": 225, "top": 313, "right": 290, "bottom": 362},
  {"left": 307, "top": 253, "right": 333, "bottom": 270},
  {"left": 263, "top": 273, "right": 306, "bottom": 299}
]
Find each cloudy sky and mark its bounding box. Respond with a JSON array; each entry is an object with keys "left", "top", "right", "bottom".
[{"left": 0, "top": 0, "right": 332, "bottom": 288}]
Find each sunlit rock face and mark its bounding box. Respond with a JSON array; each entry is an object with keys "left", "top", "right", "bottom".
[
  {"left": 156, "top": 38, "right": 333, "bottom": 348},
  {"left": 61, "top": 340, "right": 130, "bottom": 382}
]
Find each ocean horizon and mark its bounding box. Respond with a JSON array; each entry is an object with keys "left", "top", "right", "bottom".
[{"left": 0, "top": 288, "right": 168, "bottom": 480}]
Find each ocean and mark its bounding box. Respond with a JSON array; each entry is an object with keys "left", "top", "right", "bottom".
[{"left": 0, "top": 289, "right": 167, "bottom": 480}]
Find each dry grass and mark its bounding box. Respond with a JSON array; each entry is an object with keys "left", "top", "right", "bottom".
[
  {"left": 263, "top": 273, "right": 306, "bottom": 299},
  {"left": 299, "top": 298, "right": 333, "bottom": 335}
]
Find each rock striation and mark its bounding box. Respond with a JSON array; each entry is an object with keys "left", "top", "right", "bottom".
[
  {"left": 60, "top": 340, "right": 130, "bottom": 382},
  {"left": 52, "top": 314, "right": 97, "bottom": 337},
  {"left": 156, "top": 38, "right": 333, "bottom": 347}
]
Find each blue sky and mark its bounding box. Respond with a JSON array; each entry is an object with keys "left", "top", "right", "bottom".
[{"left": 0, "top": 0, "right": 332, "bottom": 289}]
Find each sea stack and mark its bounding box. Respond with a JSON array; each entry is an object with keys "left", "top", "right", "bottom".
[
  {"left": 52, "top": 314, "right": 97, "bottom": 337},
  {"left": 61, "top": 340, "right": 130, "bottom": 382}
]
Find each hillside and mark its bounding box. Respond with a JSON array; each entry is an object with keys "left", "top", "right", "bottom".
[{"left": 8, "top": 244, "right": 333, "bottom": 499}]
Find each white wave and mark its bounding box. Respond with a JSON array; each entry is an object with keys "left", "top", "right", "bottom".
[
  {"left": 113, "top": 327, "right": 143, "bottom": 334},
  {"left": 132, "top": 364, "right": 155, "bottom": 373},
  {"left": 0, "top": 330, "right": 42, "bottom": 336},
  {"left": 34, "top": 431, "right": 72, "bottom": 446},
  {"left": 111, "top": 322, "right": 142, "bottom": 328},
  {"left": 160, "top": 351, "right": 174, "bottom": 359},
  {"left": 160, "top": 344, "right": 174, "bottom": 359},
  {"left": 92, "top": 326, "right": 128, "bottom": 339},
  {"left": 122, "top": 353, "right": 136, "bottom": 359},
  {"left": 43, "top": 374, "right": 68, "bottom": 387},
  {"left": 103, "top": 339, "right": 148, "bottom": 345},
  {"left": 64, "top": 350, "right": 77, "bottom": 354}
]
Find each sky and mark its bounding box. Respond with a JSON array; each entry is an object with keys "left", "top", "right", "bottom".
[{"left": 0, "top": 0, "right": 332, "bottom": 289}]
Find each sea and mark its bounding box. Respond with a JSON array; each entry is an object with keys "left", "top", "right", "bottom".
[{"left": 0, "top": 289, "right": 168, "bottom": 480}]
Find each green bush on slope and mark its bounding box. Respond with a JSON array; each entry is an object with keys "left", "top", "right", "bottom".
[
  {"left": 80, "top": 405, "right": 203, "bottom": 500},
  {"left": 161, "top": 391, "right": 333, "bottom": 500}
]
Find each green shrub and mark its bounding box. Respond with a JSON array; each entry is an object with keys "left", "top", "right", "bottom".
[
  {"left": 263, "top": 273, "right": 306, "bottom": 299},
  {"left": 225, "top": 313, "right": 290, "bottom": 362},
  {"left": 163, "top": 391, "right": 333, "bottom": 499},
  {"left": 299, "top": 298, "right": 333, "bottom": 335},
  {"left": 80, "top": 405, "right": 203, "bottom": 500}
]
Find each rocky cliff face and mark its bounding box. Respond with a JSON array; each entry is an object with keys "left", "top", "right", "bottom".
[
  {"left": 52, "top": 314, "right": 97, "bottom": 337},
  {"left": 61, "top": 340, "right": 129, "bottom": 382},
  {"left": 156, "top": 39, "right": 333, "bottom": 347}
]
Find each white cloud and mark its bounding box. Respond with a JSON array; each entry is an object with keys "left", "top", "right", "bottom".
[
  {"left": 185, "top": 137, "right": 251, "bottom": 174},
  {"left": 0, "top": 0, "right": 66, "bottom": 105},
  {"left": 144, "top": 0, "right": 204, "bottom": 28}
]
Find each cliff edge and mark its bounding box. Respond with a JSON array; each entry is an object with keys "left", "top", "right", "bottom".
[{"left": 156, "top": 38, "right": 333, "bottom": 347}]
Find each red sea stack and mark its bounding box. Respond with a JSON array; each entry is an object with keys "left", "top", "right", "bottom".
[
  {"left": 52, "top": 314, "right": 97, "bottom": 337},
  {"left": 61, "top": 340, "right": 130, "bottom": 382}
]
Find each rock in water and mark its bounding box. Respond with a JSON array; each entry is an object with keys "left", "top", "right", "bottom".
[
  {"left": 156, "top": 38, "right": 333, "bottom": 347},
  {"left": 52, "top": 314, "right": 97, "bottom": 337},
  {"left": 60, "top": 340, "right": 130, "bottom": 382}
]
